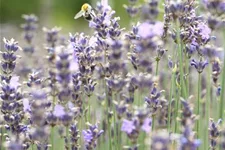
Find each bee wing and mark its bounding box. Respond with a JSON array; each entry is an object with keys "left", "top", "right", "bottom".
[
  {"left": 90, "top": 9, "right": 96, "bottom": 18},
  {"left": 74, "top": 10, "right": 84, "bottom": 19}
]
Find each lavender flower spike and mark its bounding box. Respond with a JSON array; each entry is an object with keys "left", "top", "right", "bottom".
[
  {"left": 3, "top": 38, "right": 22, "bottom": 52},
  {"left": 82, "top": 122, "right": 104, "bottom": 150},
  {"left": 209, "top": 119, "right": 222, "bottom": 149},
  {"left": 190, "top": 58, "right": 208, "bottom": 73},
  {"left": 151, "top": 131, "right": 171, "bottom": 150},
  {"left": 179, "top": 126, "right": 201, "bottom": 150},
  {"left": 1, "top": 38, "right": 21, "bottom": 82}
]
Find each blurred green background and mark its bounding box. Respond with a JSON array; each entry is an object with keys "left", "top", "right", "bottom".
[{"left": 0, "top": 0, "right": 131, "bottom": 32}]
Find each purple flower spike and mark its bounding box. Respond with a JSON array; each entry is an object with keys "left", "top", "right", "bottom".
[
  {"left": 190, "top": 58, "right": 208, "bottom": 73},
  {"left": 21, "top": 14, "right": 38, "bottom": 53},
  {"left": 179, "top": 126, "right": 201, "bottom": 150},
  {"left": 70, "top": 124, "right": 80, "bottom": 149},
  {"left": 212, "top": 58, "right": 221, "bottom": 85},
  {"left": 82, "top": 122, "right": 104, "bottom": 149},
  {"left": 43, "top": 26, "right": 61, "bottom": 48},
  {"left": 145, "top": 86, "right": 163, "bottom": 114},
  {"left": 82, "top": 130, "right": 93, "bottom": 143},
  {"left": 151, "top": 131, "right": 171, "bottom": 150},
  {"left": 3, "top": 38, "right": 21, "bottom": 52},
  {"left": 1, "top": 38, "right": 21, "bottom": 83},
  {"left": 209, "top": 119, "right": 221, "bottom": 149}
]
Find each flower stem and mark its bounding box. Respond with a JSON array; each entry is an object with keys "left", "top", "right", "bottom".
[
  {"left": 137, "top": 89, "right": 141, "bottom": 106},
  {"left": 174, "top": 87, "right": 181, "bottom": 133},
  {"left": 168, "top": 70, "right": 175, "bottom": 132},
  {"left": 113, "top": 92, "right": 117, "bottom": 150},
  {"left": 105, "top": 81, "right": 112, "bottom": 150},
  {"left": 152, "top": 115, "right": 155, "bottom": 132},
  {"left": 176, "top": 21, "right": 187, "bottom": 99},
  {"left": 197, "top": 73, "right": 201, "bottom": 138},
  {"left": 117, "top": 122, "right": 121, "bottom": 150},
  {"left": 88, "top": 96, "right": 91, "bottom": 122},
  {"left": 66, "top": 126, "right": 70, "bottom": 150},
  {"left": 52, "top": 95, "right": 56, "bottom": 111},
  {"left": 79, "top": 118, "right": 82, "bottom": 147},
  {"left": 32, "top": 144, "right": 34, "bottom": 150},
  {"left": 219, "top": 31, "right": 225, "bottom": 120},
  {"left": 185, "top": 55, "right": 189, "bottom": 96},
  {"left": 51, "top": 126, "right": 54, "bottom": 150},
  {"left": 205, "top": 67, "right": 211, "bottom": 149},
  {"left": 107, "top": 116, "right": 112, "bottom": 150},
  {"left": 0, "top": 128, "right": 3, "bottom": 150},
  {"left": 155, "top": 60, "right": 159, "bottom": 76}
]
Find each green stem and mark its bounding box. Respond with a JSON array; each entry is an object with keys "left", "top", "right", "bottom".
[
  {"left": 52, "top": 95, "right": 56, "bottom": 111},
  {"left": 1, "top": 128, "right": 3, "bottom": 150},
  {"left": 138, "top": 131, "right": 145, "bottom": 150},
  {"left": 79, "top": 118, "right": 82, "bottom": 147},
  {"left": 137, "top": 89, "right": 141, "bottom": 106},
  {"left": 156, "top": 60, "right": 159, "bottom": 76},
  {"left": 107, "top": 115, "right": 112, "bottom": 150},
  {"left": 103, "top": 43, "right": 112, "bottom": 150},
  {"left": 180, "top": 43, "right": 187, "bottom": 98},
  {"left": 185, "top": 55, "right": 189, "bottom": 96},
  {"left": 113, "top": 92, "right": 117, "bottom": 150},
  {"left": 206, "top": 67, "right": 211, "bottom": 150},
  {"left": 104, "top": 80, "right": 112, "bottom": 150},
  {"left": 66, "top": 126, "right": 70, "bottom": 150},
  {"left": 168, "top": 71, "right": 175, "bottom": 132},
  {"left": 152, "top": 116, "right": 155, "bottom": 132},
  {"left": 117, "top": 122, "right": 121, "bottom": 150},
  {"left": 174, "top": 88, "right": 180, "bottom": 133},
  {"left": 197, "top": 73, "right": 201, "bottom": 138},
  {"left": 176, "top": 21, "right": 187, "bottom": 99},
  {"left": 51, "top": 126, "right": 54, "bottom": 150},
  {"left": 83, "top": 94, "right": 88, "bottom": 123},
  {"left": 32, "top": 144, "right": 34, "bottom": 150},
  {"left": 219, "top": 31, "right": 225, "bottom": 120},
  {"left": 88, "top": 96, "right": 91, "bottom": 122}
]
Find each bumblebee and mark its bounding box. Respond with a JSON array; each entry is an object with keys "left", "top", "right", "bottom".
[{"left": 74, "top": 3, "right": 96, "bottom": 21}]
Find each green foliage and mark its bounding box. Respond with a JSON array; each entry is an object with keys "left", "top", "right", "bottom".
[
  {"left": 0, "top": 0, "right": 132, "bottom": 29},
  {"left": 0, "top": 0, "right": 40, "bottom": 23}
]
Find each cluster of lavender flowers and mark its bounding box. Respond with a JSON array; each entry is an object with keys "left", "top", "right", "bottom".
[{"left": 1, "top": 0, "right": 225, "bottom": 150}]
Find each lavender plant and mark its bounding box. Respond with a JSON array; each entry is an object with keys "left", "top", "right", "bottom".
[
  {"left": 1, "top": 0, "right": 225, "bottom": 150},
  {"left": 21, "top": 14, "right": 38, "bottom": 54}
]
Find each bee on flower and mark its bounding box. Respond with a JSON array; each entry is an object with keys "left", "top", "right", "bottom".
[{"left": 74, "top": 3, "right": 96, "bottom": 21}]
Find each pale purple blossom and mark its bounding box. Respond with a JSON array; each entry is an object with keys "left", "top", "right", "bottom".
[
  {"left": 82, "top": 123, "right": 104, "bottom": 149},
  {"left": 138, "top": 22, "right": 163, "bottom": 38},
  {"left": 101, "top": 0, "right": 111, "bottom": 11},
  {"left": 141, "top": 118, "right": 152, "bottom": 133},
  {"left": 198, "top": 22, "right": 211, "bottom": 42},
  {"left": 9, "top": 76, "right": 20, "bottom": 89},
  {"left": 121, "top": 118, "right": 152, "bottom": 134},
  {"left": 23, "top": 98, "right": 31, "bottom": 112},
  {"left": 121, "top": 119, "right": 136, "bottom": 134},
  {"left": 53, "top": 105, "right": 65, "bottom": 117}
]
